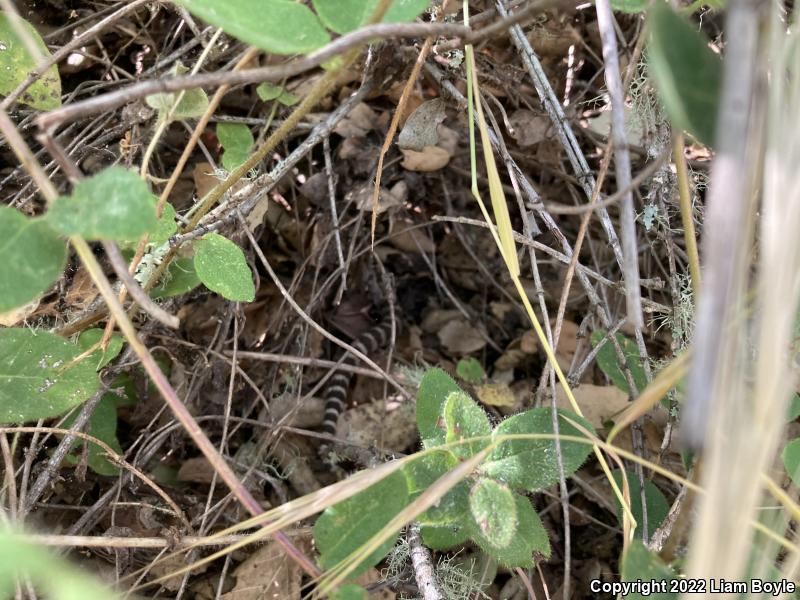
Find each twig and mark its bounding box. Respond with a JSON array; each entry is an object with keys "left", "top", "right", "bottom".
[
  {"left": 594, "top": 0, "right": 643, "bottom": 327},
  {"left": 323, "top": 136, "right": 346, "bottom": 296},
  {"left": 673, "top": 132, "right": 702, "bottom": 296},
  {"left": 36, "top": 22, "right": 469, "bottom": 131},
  {"left": 409, "top": 523, "right": 444, "bottom": 600},
  {"left": 101, "top": 241, "right": 180, "bottom": 329}
]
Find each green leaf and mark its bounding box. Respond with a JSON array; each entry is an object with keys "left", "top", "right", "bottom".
[
  {"left": 590, "top": 330, "right": 647, "bottom": 394},
  {"left": 481, "top": 408, "right": 593, "bottom": 491},
  {"left": 62, "top": 394, "right": 122, "bottom": 476},
  {"left": 420, "top": 524, "right": 469, "bottom": 550},
  {"left": 402, "top": 450, "right": 469, "bottom": 525},
  {"left": 314, "top": 470, "right": 409, "bottom": 577},
  {"left": 647, "top": 2, "right": 722, "bottom": 147},
  {"left": 150, "top": 202, "right": 178, "bottom": 245},
  {"left": 611, "top": 0, "right": 649, "bottom": 13},
  {"left": 416, "top": 368, "right": 464, "bottom": 448},
  {"left": 443, "top": 391, "right": 491, "bottom": 459},
  {"left": 0, "top": 206, "right": 67, "bottom": 312},
  {"left": 216, "top": 123, "right": 254, "bottom": 172},
  {"left": 620, "top": 540, "right": 678, "bottom": 599},
  {"left": 256, "top": 82, "right": 283, "bottom": 101},
  {"left": 456, "top": 357, "right": 485, "bottom": 385},
  {"left": 0, "top": 328, "right": 100, "bottom": 424},
  {"left": 787, "top": 393, "right": 800, "bottom": 422},
  {"left": 611, "top": 470, "right": 669, "bottom": 540},
  {"left": 46, "top": 167, "right": 158, "bottom": 241},
  {"left": 0, "top": 13, "right": 61, "bottom": 110},
  {"left": 277, "top": 90, "right": 299, "bottom": 106},
  {"left": 193, "top": 233, "right": 255, "bottom": 302},
  {"left": 468, "top": 479, "right": 517, "bottom": 549},
  {"left": 174, "top": 0, "right": 329, "bottom": 54},
  {"left": 329, "top": 584, "right": 368, "bottom": 600},
  {"left": 782, "top": 438, "right": 800, "bottom": 486},
  {"left": 465, "top": 493, "right": 550, "bottom": 567},
  {"left": 0, "top": 525, "right": 120, "bottom": 600},
  {"left": 77, "top": 329, "right": 124, "bottom": 370},
  {"left": 150, "top": 257, "right": 201, "bottom": 299},
  {"left": 145, "top": 62, "right": 208, "bottom": 120},
  {"left": 312, "top": 0, "right": 430, "bottom": 34}
]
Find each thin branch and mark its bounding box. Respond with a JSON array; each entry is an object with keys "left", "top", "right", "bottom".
[
  {"left": 36, "top": 22, "right": 469, "bottom": 131},
  {"left": 409, "top": 523, "right": 444, "bottom": 600}
]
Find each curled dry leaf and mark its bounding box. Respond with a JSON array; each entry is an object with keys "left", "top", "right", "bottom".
[
  {"left": 400, "top": 145, "right": 451, "bottom": 171},
  {"left": 338, "top": 397, "right": 417, "bottom": 453},
  {"left": 555, "top": 383, "right": 629, "bottom": 429},
  {"left": 222, "top": 536, "right": 312, "bottom": 600},
  {"left": 397, "top": 98, "right": 447, "bottom": 151},
  {"left": 508, "top": 109, "right": 551, "bottom": 147},
  {"left": 437, "top": 319, "right": 488, "bottom": 355},
  {"left": 345, "top": 183, "right": 403, "bottom": 214},
  {"left": 475, "top": 382, "right": 516, "bottom": 407},
  {"left": 333, "top": 102, "right": 379, "bottom": 138}
]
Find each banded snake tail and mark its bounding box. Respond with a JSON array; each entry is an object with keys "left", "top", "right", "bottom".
[{"left": 320, "top": 318, "right": 395, "bottom": 437}]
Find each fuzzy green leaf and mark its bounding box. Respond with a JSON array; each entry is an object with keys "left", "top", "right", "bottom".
[
  {"left": 77, "top": 329, "right": 124, "bottom": 370},
  {"left": 480, "top": 408, "right": 593, "bottom": 491},
  {"left": 402, "top": 450, "right": 469, "bottom": 525},
  {"left": 443, "top": 390, "right": 491, "bottom": 458},
  {"left": 468, "top": 479, "right": 517, "bottom": 549},
  {"left": 647, "top": 2, "right": 721, "bottom": 147},
  {"left": 0, "top": 14, "right": 61, "bottom": 110},
  {"left": 193, "top": 233, "right": 255, "bottom": 302},
  {"left": 611, "top": 470, "right": 669, "bottom": 540},
  {"left": 150, "top": 202, "right": 178, "bottom": 244},
  {"left": 150, "top": 257, "right": 201, "bottom": 299},
  {"left": 312, "top": 0, "right": 430, "bottom": 34},
  {"left": 419, "top": 524, "right": 469, "bottom": 550},
  {"left": 217, "top": 123, "right": 254, "bottom": 172},
  {"left": 0, "top": 525, "right": 119, "bottom": 600},
  {"left": 46, "top": 167, "right": 158, "bottom": 241},
  {"left": 620, "top": 541, "right": 678, "bottom": 599},
  {"left": 329, "top": 584, "right": 368, "bottom": 600},
  {"left": 591, "top": 330, "right": 647, "bottom": 394},
  {"left": 416, "top": 368, "right": 464, "bottom": 448},
  {"left": 145, "top": 63, "right": 208, "bottom": 119},
  {"left": 314, "top": 470, "right": 409, "bottom": 577},
  {"left": 611, "top": 0, "right": 649, "bottom": 13},
  {"left": 456, "top": 357, "right": 485, "bottom": 384},
  {"left": 466, "top": 493, "right": 550, "bottom": 567},
  {"left": 0, "top": 206, "right": 67, "bottom": 313},
  {"left": 174, "top": 0, "right": 329, "bottom": 54},
  {"left": 0, "top": 328, "right": 100, "bottom": 424},
  {"left": 62, "top": 394, "right": 122, "bottom": 476},
  {"left": 782, "top": 438, "right": 800, "bottom": 486}
]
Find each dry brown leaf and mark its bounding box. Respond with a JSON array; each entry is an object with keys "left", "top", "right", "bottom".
[
  {"left": 192, "top": 162, "right": 219, "bottom": 199},
  {"left": 177, "top": 456, "right": 216, "bottom": 484},
  {"left": 333, "top": 102, "right": 379, "bottom": 138},
  {"left": 555, "top": 384, "right": 629, "bottom": 429},
  {"left": 222, "top": 536, "right": 311, "bottom": 600},
  {"left": 400, "top": 145, "right": 451, "bottom": 171},
  {"left": 388, "top": 224, "right": 435, "bottom": 254},
  {"left": 150, "top": 553, "right": 209, "bottom": 592},
  {"left": 339, "top": 397, "right": 416, "bottom": 453},
  {"left": 508, "top": 109, "right": 551, "bottom": 147},
  {"left": 64, "top": 265, "right": 97, "bottom": 310},
  {"left": 475, "top": 382, "right": 516, "bottom": 407},
  {"left": 437, "top": 319, "right": 487, "bottom": 355},
  {"left": 346, "top": 183, "right": 402, "bottom": 214},
  {"left": 397, "top": 98, "right": 446, "bottom": 151}
]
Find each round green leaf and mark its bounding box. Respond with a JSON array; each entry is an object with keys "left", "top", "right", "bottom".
[
  {"left": 256, "top": 82, "right": 284, "bottom": 101},
  {"left": 402, "top": 450, "right": 470, "bottom": 525},
  {"left": 443, "top": 390, "right": 491, "bottom": 459},
  {"left": 329, "top": 584, "right": 368, "bottom": 600},
  {"left": 611, "top": 470, "right": 670, "bottom": 540},
  {"left": 62, "top": 394, "right": 122, "bottom": 476},
  {"left": 0, "top": 13, "right": 61, "bottom": 110},
  {"left": 416, "top": 368, "right": 463, "bottom": 448},
  {"left": 46, "top": 167, "right": 158, "bottom": 241},
  {"left": 782, "top": 438, "right": 800, "bottom": 486},
  {"left": 481, "top": 408, "right": 594, "bottom": 491},
  {"left": 77, "top": 329, "right": 124, "bottom": 370},
  {"left": 145, "top": 62, "right": 208, "bottom": 120},
  {"left": 0, "top": 328, "right": 100, "bottom": 424},
  {"left": 420, "top": 524, "right": 469, "bottom": 550},
  {"left": 150, "top": 257, "right": 201, "bottom": 299},
  {"left": 620, "top": 541, "right": 678, "bottom": 599},
  {"left": 647, "top": 2, "right": 722, "bottom": 147},
  {"left": 150, "top": 202, "right": 178, "bottom": 245},
  {"left": 468, "top": 479, "right": 517, "bottom": 549},
  {"left": 193, "top": 233, "right": 255, "bottom": 302},
  {"left": 456, "top": 357, "right": 485, "bottom": 385},
  {"left": 313, "top": 470, "right": 409, "bottom": 577},
  {"left": 590, "top": 329, "right": 647, "bottom": 394},
  {"left": 217, "top": 122, "right": 254, "bottom": 172},
  {"left": 312, "top": 0, "right": 430, "bottom": 34},
  {"left": 0, "top": 206, "right": 66, "bottom": 312},
  {"left": 465, "top": 493, "right": 550, "bottom": 567},
  {"left": 174, "top": 0, "right": 329, "bottom": 54}
]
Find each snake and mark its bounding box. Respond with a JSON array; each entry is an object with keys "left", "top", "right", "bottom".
[{"left": 320, "top": 319, "right": 395, "bottom": 437}]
